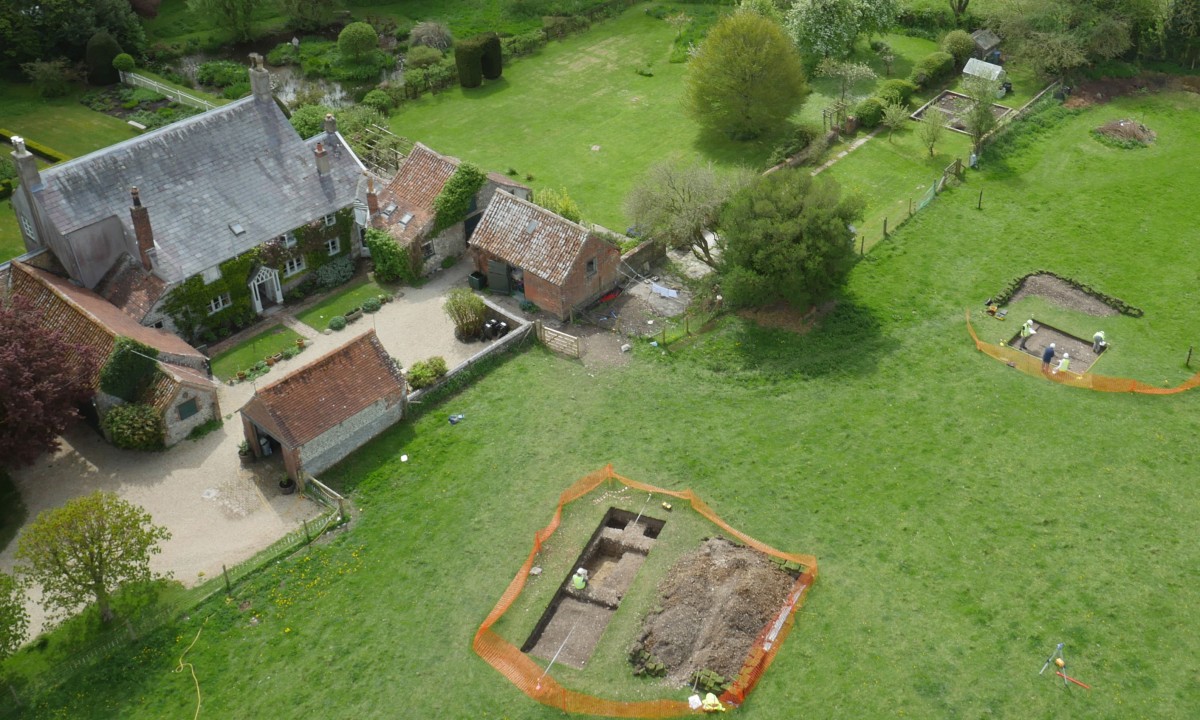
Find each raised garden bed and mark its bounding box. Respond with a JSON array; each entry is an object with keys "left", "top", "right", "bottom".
[{"left": 912, "top": 90, "right": 1014, "bottom": 135}]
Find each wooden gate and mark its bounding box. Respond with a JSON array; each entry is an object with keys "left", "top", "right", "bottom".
[{"left": 534, "top": 320, "right": 581, "bottom": 358}]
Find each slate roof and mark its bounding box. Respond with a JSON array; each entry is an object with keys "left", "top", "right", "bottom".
[
  {"left": 31, "top": 96, "right": 364, "bottom": 284},
  {"left": 238, "top": 330, "right": 405, "bottom": 448},
  {"left": 93, "top": 253, "right": 167, "bottom": 321},
  {"left": 468, "top": 191, "right": 593, "bottom": 286},
  {"left": 375, "top": 143, "right": 459, "bottom": 242}
]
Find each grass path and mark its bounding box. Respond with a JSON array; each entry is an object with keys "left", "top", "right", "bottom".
[{"left": 6, "top": 91, "right": 1200, "bottom": 720}]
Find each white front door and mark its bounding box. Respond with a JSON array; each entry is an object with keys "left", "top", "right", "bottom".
[{"left": 248, "top": 266, "right": 282, "bottom": 314}]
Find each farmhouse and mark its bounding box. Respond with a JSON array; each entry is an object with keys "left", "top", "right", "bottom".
[
  {"left": 372, "top": 142, "right": 529, "bottom": 272},
  {"left": 8, "top": 55, "right": 367, "bottom": 345},
  {"left": 469, "top": 190, "right": 620, "bottom": 320},
  {"left": 4, "top": 259, "right": 221, "bottom": 446},
  {"left": 239, "top": 330, "right": 407, "bottom": 481}
]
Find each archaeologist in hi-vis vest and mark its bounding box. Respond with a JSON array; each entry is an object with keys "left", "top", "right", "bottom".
[{"left": 571, "top": 568, "right": 588, "bottom": 590}]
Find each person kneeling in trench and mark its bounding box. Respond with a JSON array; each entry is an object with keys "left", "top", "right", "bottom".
[
  {"left": 571, "top": 568, "right": 588, "bottom": 591},
  {"left": 702, "top": 692, "right": 727, "bottom": 713}
]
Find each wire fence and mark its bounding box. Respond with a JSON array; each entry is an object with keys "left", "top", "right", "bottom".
[{"left": 6, "top": 500, "right": 343, "bottom": 708}]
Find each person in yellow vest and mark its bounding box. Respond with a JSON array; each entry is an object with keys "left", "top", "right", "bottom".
[
  {"left": 571, "top": 568, "right": 588, "bottom": 590},
  {"left": 701, "top": 692, "right": 726, "bottom": 713},
  {"left": 1019, "top": 319, "right": 1036, "bottom": 349},
  {"left": 1053, "top": 353, "right": 1070, "bottom": 375}
]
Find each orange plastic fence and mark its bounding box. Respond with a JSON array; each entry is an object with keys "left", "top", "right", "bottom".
[
  {"left": 473, "top": 466, "right": 818, "bottom": 717},
  {"left": 965, "top": 310, "right": 1200, "bottom": 394}
]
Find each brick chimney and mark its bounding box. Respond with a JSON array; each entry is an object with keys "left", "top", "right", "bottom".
[
  {"left": 248, "top": 53, "right": 271, "bottom": 102},
  {"left": 314, "top": 142, "right": 330, "bottom": 176},
  {"left": 10, "top": 136, "right": 43, "bottom": 191},
  {"left": 129, "top": 187, "right": 156, "bottom": 271},
  {"left": 324, "top": 113, "right": 338, "bottom": 135},
  {"left": 366, "top": 174, "right": 379, "bottom": 216}
]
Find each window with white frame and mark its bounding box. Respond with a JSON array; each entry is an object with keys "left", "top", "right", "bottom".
[
  {"left": 208, "top": 293, "right": 231, "bottom": 314},
  {"left": 284, "top": 256, "right": 307, "bottom": 277},
  {"left": 201, "top": 266, "right": 221, "bottom": 284},
  {"left": 18, "top": 214, "right": 34, "bottom": 238},
  {"left": 326, "top": 237, "right": 341, "bottom": 256},
  {"left": 281, "top": 232, "right": 297, "bottom": 248},
  {"left": 324, "top": 214, "right": 337, "bottom": 227}
]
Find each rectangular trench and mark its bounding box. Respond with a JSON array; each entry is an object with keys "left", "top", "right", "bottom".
[{"left": 522, "top": 507, "right": 665, "bottom": 668}]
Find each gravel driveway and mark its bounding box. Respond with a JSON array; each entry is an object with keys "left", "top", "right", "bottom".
[{"left": 0, "top": 262, "right": 481, "bottom": 638}]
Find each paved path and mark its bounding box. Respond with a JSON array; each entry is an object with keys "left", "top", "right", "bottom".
[
  {"left": 0, "top": 263, "right": 481, "bottom": 638},
  {"left": 811, "top": 127, "right": 882, "bottom": 176}
]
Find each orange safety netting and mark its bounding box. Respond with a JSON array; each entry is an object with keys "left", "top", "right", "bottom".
[
  {"left": 473, "top": 465, "right": 818, "bottom": 717},
  {"left": 966, "top": 310, "right": 1200, "bottom": 394}
]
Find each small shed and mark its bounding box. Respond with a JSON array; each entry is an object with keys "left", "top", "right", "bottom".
[
  {"left": 469, "top": 191, "right": 621, "bottom": 320},
  {"left": 239, "top": 330, "right": 406, "bottom": 481},
  {"left": 971, "top": 29, "right": 1001, "bottom": 61},
  {"left": 963, "top": 58, "right": 1008, "bottom": 96}
]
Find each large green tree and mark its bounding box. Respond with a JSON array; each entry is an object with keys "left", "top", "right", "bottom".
[
  {"left": 989, "top": 0, "right": 1143, "bottom": 76},
  {"left": 15, "top": 491, "right": 170, "bottom": 624},
  {"left": 338, "top": 21, "right": 379, "bottom": 63},
  {"left": 719, "top": 170, "right": 864, "bottom": 308},
  {"left": 686, "top": 10, "right": 808, "bottom": 140},
  {"left": 0, "top": 572, "right": 28, "bottom": 659},
  {"left": 958, "top": 75, "right": 1002, "bottom": 150},
  {"left": 625, "top": 159, "right": 752, "bottom": 268},
  {"left": 0, "top": 0, "right": 144, "bottom": 73},
  {"left": 277, "top": 0, "right": 340, "bottom": 31},
  {"left": 787, "top": 0, "right": 861, "bottom": 58},
  {"left": 187, "top": 0, "right": 261, "bottom": 42}
]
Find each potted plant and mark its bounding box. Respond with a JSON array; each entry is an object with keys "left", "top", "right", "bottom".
[
  {"left": 345, "top": 306, "right": 363, "bottom": 323},
  {"left": 271, "top": 352, "right": 283, "bottom": 364},
  {"left": 238, "top": 440, "right": 255, "bottom": 464},
  {"left": 295, "top": 338, "right": 306, "bottom": 348},
  {"left": 265, "top": 355, "right": 277, "bottom": 367},
  {"left": 279, "top": 476, "right": 297, "bottom": 495},
  {"left": 236, "top": 370, "right": 247, "bottom": 381}
]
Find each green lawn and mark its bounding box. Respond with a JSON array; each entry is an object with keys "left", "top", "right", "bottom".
[
  {"left": 6, "top": 91, "right": 1200, "bottom": 720},
  {"left": 207, "top": 324, "right": 304, "bottom": 380},
  {"left": 0, "top": 82, "right": 136, "bottom": 159},
  {"left": 0, "top": 201, "right": 23, "bottom": 264},
  {"left": 390, "top": 7, "right": 779, "bottom": 231},
  {"left": 294, "top": 278, "right": 389, "bottom": 331}
]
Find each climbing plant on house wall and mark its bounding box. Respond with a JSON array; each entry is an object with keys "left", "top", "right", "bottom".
[
  {"left": 432, "top": 163, "right": 486, "bottom": 236},
  {"left": 160, "top": 208, "right": 356, "bottom": 343}
]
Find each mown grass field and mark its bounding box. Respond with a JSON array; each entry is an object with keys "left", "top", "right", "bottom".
[{"left": 4, "top": 90, "right": 1199, "bottom": 720}]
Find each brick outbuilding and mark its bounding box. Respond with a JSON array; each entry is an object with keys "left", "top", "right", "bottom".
[
  {"left": 238, "top": 330, "right": 406, "bottom": 481},
  {"left": 468, "top": 192, "right": 621, "bottom": 320}
]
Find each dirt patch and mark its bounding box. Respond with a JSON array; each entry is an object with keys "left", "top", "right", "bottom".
[
  {"left": 632, "top": 537, "right": 795, "bottom": 685},
  {"left": 1008, "top": 274, "right": 1118, "bottom": 317},
  {"left": 916, "top": 90, "right": 1013, "bottom": 132},
  {"left": 1062, "top": 74, "right": 1174, "bottom": 108},
  {"left": 1094, "top": 118, "right": 1156, "bottom": 145},
  {"left": 738, "top": 300, "right": 836, "bottom": 334},
  {"left": 1009, "top": 321, "right": 1106, "bottom": 374}
]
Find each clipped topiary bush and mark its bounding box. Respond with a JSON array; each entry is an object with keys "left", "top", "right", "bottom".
[
  {"left": 86, "top": 31, "right": 123, "bottom": 86},
  {"left": 480, "top": 33, "right": 502, "bottom": 80},
  {"left": 941, "top": 29, "right": 976, "bottom": 68},
  {"left": 876, "top": 78, "right": 918, "bottom": 106},
  {"left": 339, "top": 22, "right": 380, "bottom": 63},
  {"left": 316, "top": 255, "right": 355, "bottom": 290},
  {"left": 362, "top": 296, "right": 382, "bottom": 313},
  {"left": 329, "top": 315, "right": 347, "bottom": 331},
  {"left": 361, "top": 89, "right": 393, "bottom": 114},
  {"left": 405, "top": 45, "right": 443, "bottom": 69},
  {"left": 854, "top": 97, "right": 885, "bottom": 128},
  {"left": 103, "top": 403, "right": 163, "bottom": 450},
  {"left": 112, "top": 53, "right": 136, "bottom": 73},
  {"left": 910, "top": 51, "right": 955, "bottom": 89},
  {"left": 455, "top": 35, "right": 486, "bottom": 88}
]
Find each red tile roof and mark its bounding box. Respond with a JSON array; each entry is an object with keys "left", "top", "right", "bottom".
[
  {"left": 376, "top": 143, "right": 459, "bottom": 242},
  {"left": 468, "top": 191, "right": 593, "bottom": 286},
  {"left": 145, "top": 363, "right": 218, "bottom": 412},
  {"left": 238, "top": 330, "right": 406, "bottom": 448},
  {"left": 10, "top": 262, "right": 205, "bottom": 367},
  {"left": 93, "top": 254, "right": 168, "bottom": 322}
]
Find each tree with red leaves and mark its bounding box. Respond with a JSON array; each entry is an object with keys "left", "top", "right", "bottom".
[{"left": 0, "top": 296, "right": 100, "bottom": 468}]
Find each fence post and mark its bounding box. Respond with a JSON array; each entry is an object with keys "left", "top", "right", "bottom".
[
  {"left": 660, "top": 327, "right": 666, "bottom": 346},
  {"left": 908, "top": 198, "right": 913, "bottom": 216},
  {"left": 1188, "top": 346, "right": 1193, "bottom": 367},
  {"left": 303, "top": 519, "right": 310, "bottom": 543},
  {"left": 883, "top": 217, "right": 888, "bottom": 237},
  {"left": 860, "top": 236, "right": 865, "bottom": 256},
  {"left": 337, "top": 498, "right": 346, "bottom": 520},
  {"left": 977, "top": 189, "right": 983, "bottom": 210},
  {"left": 223, "top": 564, "right": 232, "bottom": 595}
]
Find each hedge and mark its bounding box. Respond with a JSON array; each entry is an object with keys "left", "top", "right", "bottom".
[
  {"left": 103, "top": 403, "right": 164, "bottom": 450},
  {"left": 876, "top": 78, "right": 918, "bottom": 106},
  {"left": 455, "top": 35, "right": 486, "bottom": 88},
  {"left": 0, "top": 128, "right": 71, "bottom": 163},
  {"left": 480, "top": 33, "right": 502, "bottom": 80},
  {"left": 855, "top": 97, "right": 885, "bottom": 128},
  {"left": 909, "top": 51, "right": 955, "bottom": 89}
]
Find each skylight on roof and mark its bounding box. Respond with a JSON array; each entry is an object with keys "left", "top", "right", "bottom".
[
  {"left": 383, "top": 203, "right": 397, "bottom": 216},
  {"left": 526, "top": 220, "right": 539, "bottom": 233},
  {"left": 399, "top": 212, "right": 414, "bottom": 226},
  {"left": 229, "top": 223, "right": 246, "bottom": 236}
]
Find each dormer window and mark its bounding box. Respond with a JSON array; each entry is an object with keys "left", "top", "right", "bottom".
[
  {"left": 324, "top": 214, "right": 337, "bottom": 227},
  {"left": 281, "top": 232, "right": 297, "bottom": 248},
  {"left": 201, "top": 266, "right": 221, "bottom": 285},
  {"left": 229, "top": 223, "right": 246, "bottom": 236}
]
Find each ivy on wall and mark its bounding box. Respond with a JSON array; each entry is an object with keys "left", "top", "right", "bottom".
[
  {"left": 161, "top": 208, "right": 356, "bottom": 343},
  {"left": 432, "top": 163, "right": 486, "bottom": 236}
]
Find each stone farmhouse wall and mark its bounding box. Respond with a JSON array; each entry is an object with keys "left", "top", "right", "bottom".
[{"left": 300, "top": 396, "right": 404, "bottom": 476}]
